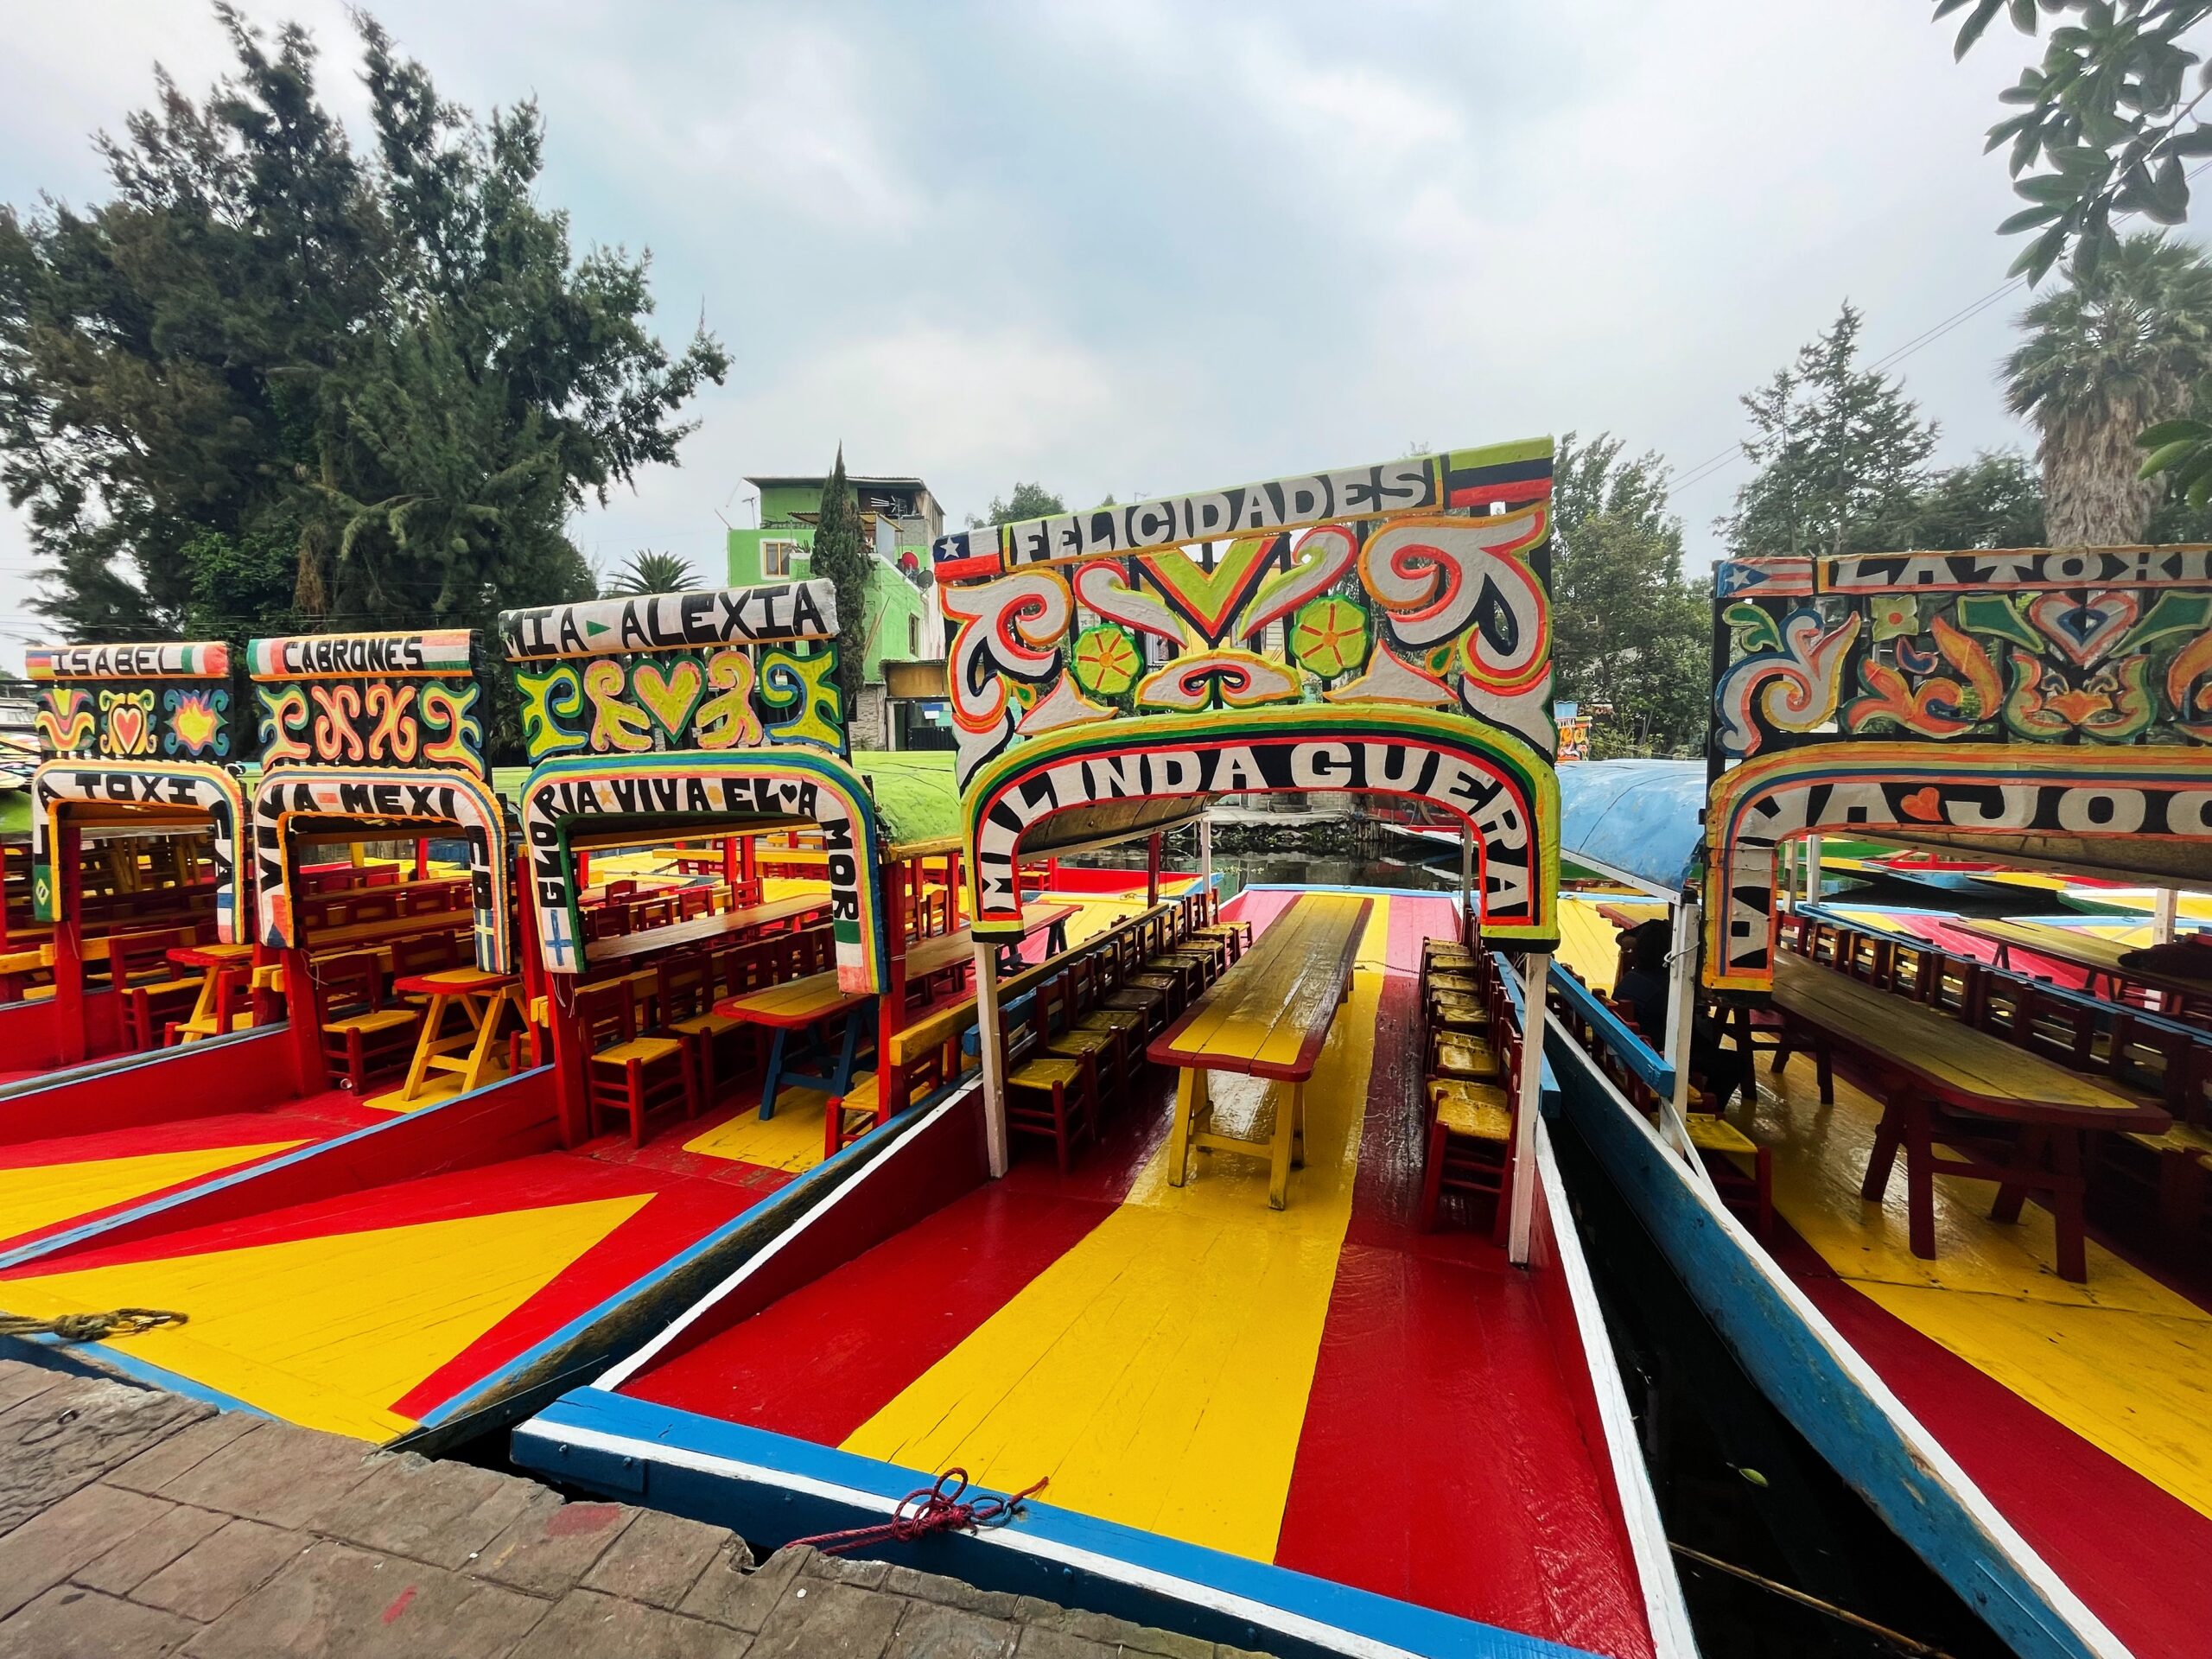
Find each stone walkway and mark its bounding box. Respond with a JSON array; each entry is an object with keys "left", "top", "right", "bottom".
[{"left": 0, "top": 1355, "right": 1267, "bottom": 1658}]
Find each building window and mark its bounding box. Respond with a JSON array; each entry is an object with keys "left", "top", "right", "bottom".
[
  {"left": 761, "top": 538, "right": 798, "bottom": 578},
  {"left": 908, "top": 615, "right": 921, "bottom": 656}
]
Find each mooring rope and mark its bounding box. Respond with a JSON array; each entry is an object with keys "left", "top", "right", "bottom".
[
  {"left": 0, "top": 1308, "right": 188, "bottom": 1343},
  {"left": 787, "top": 1467, "right": 1047, "bottom": 1556}
]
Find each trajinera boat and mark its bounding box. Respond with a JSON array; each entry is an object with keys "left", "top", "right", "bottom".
[
  {"left": 506, "top": 441, "right": 1700, "bottom": 1657},
  {"left": 1544, "top": 545, "right": 2212, "bottom": 1659},
  {"left": 0, "top": 439, "right": 1696, "bottom": 1656}
]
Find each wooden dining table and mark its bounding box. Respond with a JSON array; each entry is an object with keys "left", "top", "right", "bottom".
[
  {"left": 583, "top": 887, "right": 830, "bottom": 966},
  {"left": 1952, "top": 917, "right": 2212, "bottom": 1011},
  {"left": 165, "top": 941, "right": 257, "bottom": 1043},
  {"left": 393, "top": 966, "right": 527, "bottom": 1103},
  {"left": 1149, "top": 893, "right": 1372, "bottom": 1210},
  {"left": 1770, "top": 950, "right": 2167, "bottom": 1281}
]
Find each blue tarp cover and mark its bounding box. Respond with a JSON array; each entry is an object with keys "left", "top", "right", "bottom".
[{"left": 1557, "top": 759, "right": 1705, "bottom": 895}]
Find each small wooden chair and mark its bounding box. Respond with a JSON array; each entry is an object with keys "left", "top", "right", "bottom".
[
  {"left": 315, "top": 952, "right": 422, "bottom": 1093},
  {"left": 1001, "top": 989, "right": 1100, "bottom": 1174},
  {"left": 1043, "top": 965, "right": 1134, "bottom": 1101},
  {"left": 658, "top": 955, "right": 746, "bottom": 1107},
  {"left": 677, "top": 887, "right": 711, "bottom": 922},
  {"left": 574, "top": 980, "right": 696, "bottom": 1146},
  {"left": 604, "top": 879, "right": 639, "bottom": 906},
  {"left": 1419, "top": 1077, "right": 1514, "bottom": 1234},
  {"left": 113, "top": 931, "right": 200, "bottom": 1051}
]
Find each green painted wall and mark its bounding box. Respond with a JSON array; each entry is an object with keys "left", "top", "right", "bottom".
[{"left": 725, "top": 525, "right": 936, "bottom": 683}]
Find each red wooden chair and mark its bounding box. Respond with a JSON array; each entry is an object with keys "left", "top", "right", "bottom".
[
  {"left": 658, "top": 954, "right": 747, "bottom": 1108},
  {"left": 1001, "top": 982, "right": 1100, "bottom": 1175},
  {"left": 574, "top": 980, "right": 696, "bottom": 1146},
  {"left": 314, "top": 951, "right": 422, "bottom": 1093},
  {"left": 111, "top": 930, "right": 200, "bottom": 1050},
  {"left": 1049, "top": 957, "right": 1136, "bottom": 1099}
]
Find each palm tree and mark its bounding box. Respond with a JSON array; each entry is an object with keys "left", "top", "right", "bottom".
[
  {"left": 2003, "top": 232, "right": 2212, "bottom": 546},
  {"left": 607, "top": 551, "right": 702, "bottom": 595}
]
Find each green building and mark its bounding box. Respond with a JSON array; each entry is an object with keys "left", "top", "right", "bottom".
[{"left": 726, "top": 474, "right": 948, "bottom": 747}]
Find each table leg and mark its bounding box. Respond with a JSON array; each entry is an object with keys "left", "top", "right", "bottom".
[
  {"left": 458, "top": 990, "right": 512, "bottom": 1094},
  {"left": 759, "top": 1030, "right": 788, "bottom": 1119},
  {"left": 1990, "top": 1125, "right": 2043, "bottom": 1225},
  {"left": 2050, "top": 1128, "right": 2088, "bottom": 1284},
  {"left": 830, "top": 1008, "right": 867, "bottom": 1096},
  {"left": 1904, "top": 1099, "right": 1936, "bottom": 1262},
  {"left": 400, "top": 992, "right": 449, "bottom": 1102},
  {"left": 1269, "top": 1082, "right": 1299, "bottom": 1211},
  {"left": 180, "top": 966, "right": 219, "bottom": 1044},
  {"left": 1168, "top": 1068, "right": 1200, "bottom": 1187},
  {"left": 1860, "top": 1099, "right": 1905, "bottom": 1203}
]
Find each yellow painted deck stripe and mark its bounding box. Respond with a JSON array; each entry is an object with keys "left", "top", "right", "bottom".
[
  {"left": 0, "top": 1141, "right": 306, "bottom": 1243},
  {"left": 684, "top": 1090, "right": 832, "bottom": 1173},
  {"left": 1555, "top": 897, "right": 1647, "bottom": 993},
  {"left": 840, "top": 899, "right": 1393, "bottom": 1561},
  {"left": 1756, "top": 1053, "right": 2212, "bottom": 1521},
  {"left": 0, "top": 1193, "right": 649, "bottom": 1440}
]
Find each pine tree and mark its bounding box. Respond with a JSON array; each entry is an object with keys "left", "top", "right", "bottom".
[
  {"left": 810, "top": 447, "right": 871, "bottom": 710},
  {"left": 1720, "top": 303, "right": 1937, "bottom": 558}
]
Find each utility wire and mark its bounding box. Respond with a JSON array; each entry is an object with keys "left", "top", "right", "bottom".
[{"left": 1671, "top": 156, "right": 2212, "bottom": 502}]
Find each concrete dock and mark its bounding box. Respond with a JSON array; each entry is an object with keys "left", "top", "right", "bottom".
[{"left": 0, "top": 1354, "right": 1264, "bottom": 1658}]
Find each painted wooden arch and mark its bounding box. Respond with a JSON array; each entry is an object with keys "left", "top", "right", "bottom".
[
  {"left": 31, "top": 760, "right": 250, "bottom": 944},
  {"left": 519, "top": 749, "right": 888, "bottom": 994},
  {"left": 963, "top": 703, "right": 1561, "bottom": 943},
  {"left": 1703, "top": 743, "right": 2212, "bottom": 991},
  {"left": 251, "top": 767, "right": 513, "bottom": 973}
]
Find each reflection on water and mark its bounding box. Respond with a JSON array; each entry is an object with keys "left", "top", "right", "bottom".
[{"left": 1067, "top": 843, "right": 1460, "bottom": 902}]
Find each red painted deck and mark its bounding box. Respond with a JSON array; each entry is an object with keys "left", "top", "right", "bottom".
[
  {"left": 624, "top": 892, "right": 1656, "bottom": 1657},
  {"left": 1745, "top": 1034, "right": 2212, "bottom": 1659},
  {"left": 0, "top": 1093, "right": 386, "bottom": 1252},
  {"left": 0, "top": 1080, "right": 811, "bottom": 1441}
]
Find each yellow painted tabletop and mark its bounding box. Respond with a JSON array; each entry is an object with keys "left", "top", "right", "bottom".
[
  {"left": 1149, "top": 893, "right": 1371, "bottom": 1082},
  {"left": 1771, "top": 953, "right": 2156, "bottom": 1121}
]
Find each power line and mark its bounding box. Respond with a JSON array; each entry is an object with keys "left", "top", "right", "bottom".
[{"left": 1671, "top": 157, "right": 2212, "bottom": 503}]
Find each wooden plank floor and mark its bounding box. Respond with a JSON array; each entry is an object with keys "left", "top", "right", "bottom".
[
  {"left": 1743, "top": 1046, "right": 2212, "bottom": 1656},
  {"left": 625, "top": 892, "right": 1657, "bottom": 1657}
]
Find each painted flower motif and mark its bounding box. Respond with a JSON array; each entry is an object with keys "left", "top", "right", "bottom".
[
  {"left": 1070, "top": 625, "right": 1141, "bottom": 697},
  {"left": 1289, "top": 595, "right": 1370, "bottom": 681},
  {"left": 168, "top": 690, "right": 221, "bottom": 754}
]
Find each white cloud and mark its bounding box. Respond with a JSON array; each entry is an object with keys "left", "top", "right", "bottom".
[{"left": 3, "top": 0, "right": 2202, "bottom": 671}]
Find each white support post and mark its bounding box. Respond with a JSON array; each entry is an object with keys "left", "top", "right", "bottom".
[
  {"left": 1663, "top": 897, "right": 1719, "bottom": 1190},
  {"left": 1803, "top": 833, "right": 1824, "bottom": 908},
  {"left": 973, "top": 942, "right": 1009, "bottom": 1178},
  {"left": 1459, "top": 826, "right": 1476, "bottom": 945},
  {"left": 1199, "top": 816, "right": 1214, "bottom": 912},
  {"left": 2155, "top": 887, "right": 2180, "bottom": 947},
  {"left": 1508, "top": 951, "right": 1549, "bottom": 1266}
]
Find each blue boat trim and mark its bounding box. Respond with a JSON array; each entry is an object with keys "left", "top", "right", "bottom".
[
  {"left": 515, "top": 1388, "right": 1601, "bottom": 1659},
  {"left": 1548, "top": 963, "right": 1672, "bottom": 1099},
  {"left": 1544, "top": 1004, "right": 2122, "bottom": 1659}
]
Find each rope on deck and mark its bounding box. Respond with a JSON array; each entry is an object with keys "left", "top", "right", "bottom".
[
  {"left": 787, "top": 1467, "right": 1047, "bottom": 1556},
  {"left": 0, "top": 1308, "right": 188, "bottom": 1344},
  {"left": 1669, "top": 1542, "right": 1957, "bottom": 1657}
]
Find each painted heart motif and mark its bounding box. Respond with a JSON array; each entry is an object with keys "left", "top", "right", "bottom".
[
  {"left": 105, "top": 701, "right": 148, "bottom": 755},
  {"left": 2026, "top": 590, "right": 2139, "bottom": 668},
  {"left": 1900, "top": 786, "right": 1943, "bottom": 823},
  {"left": 629, "top": 658, "right": 705, "bottom": 739}
]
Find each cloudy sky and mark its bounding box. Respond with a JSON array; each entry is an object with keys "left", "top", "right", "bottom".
[{"left": 0, "top": 2, "right": 2191, "bottom": 667}]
